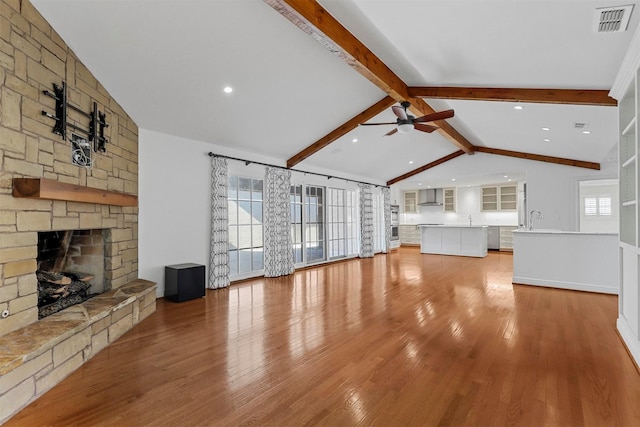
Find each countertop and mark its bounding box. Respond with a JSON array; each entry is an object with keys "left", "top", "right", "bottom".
[
  {"left": 417, "top": 224, "right": 488, "bottom": 228},
  {"left": 513, "top": 229, "right": 617, "bottom": 236},
  {"left": 400, "top": 223, "right": 517, "bottom": 227}
]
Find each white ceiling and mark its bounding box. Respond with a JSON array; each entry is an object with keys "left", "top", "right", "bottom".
[{"left": 31, "top": 0, "right": 639, "bottom": 188}]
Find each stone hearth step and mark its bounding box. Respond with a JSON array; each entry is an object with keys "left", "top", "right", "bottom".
[{"left": 0, "top": 279, "right": 157, "bottom": 424}]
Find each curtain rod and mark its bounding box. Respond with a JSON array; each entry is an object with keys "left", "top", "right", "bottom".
[{"left": 207, "top": 152, "right": 388, "bottom": 188}]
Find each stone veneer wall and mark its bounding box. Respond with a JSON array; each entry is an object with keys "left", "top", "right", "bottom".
[{"left": 0, "top": 0, "right": 139, "bottom": 337}]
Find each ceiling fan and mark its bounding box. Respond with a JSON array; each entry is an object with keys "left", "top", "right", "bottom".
[{"left": 360, "top": 101, "right": 454, "bottom": 136}]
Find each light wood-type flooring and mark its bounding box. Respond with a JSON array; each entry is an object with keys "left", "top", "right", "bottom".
[{"left": 7, "top": 248, "right": 640, "bottom": 426}]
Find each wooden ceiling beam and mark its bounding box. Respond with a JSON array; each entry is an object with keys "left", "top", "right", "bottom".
[
  {"left": 286, "top": 96, "right": 396, "bottom": 168},
  {"left": 386, "top": 151, "right": 465, "bottom": 186},
  {"left": 385, "top": 146, "right": 599, "bottom": 186},
  {"left": 408, "top": 86, "right": 617, "bottom": 106},
  {"left": 263, "top": 0, "right": 475, "bottom": 155},
  {"left": 475, "top": 146, "right": 600, "bottom": 170}
]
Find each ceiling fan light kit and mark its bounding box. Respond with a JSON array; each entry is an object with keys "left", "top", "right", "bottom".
[{"left": 397, "top": 123, "right": 414, "bottom": 133}]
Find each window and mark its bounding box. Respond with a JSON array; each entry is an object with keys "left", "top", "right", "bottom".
[
  {"left": 228, "top": 176, "right": 263, "bottom": 276},
  {"left": 345, "top": 190, "right": 358, "bottom": 256},
  {"left": 305, "top": 186, "right": 325, "bottom": 263},
  {"left": 327, "top": 188, "right": 346, "bottom": 259},
  {"left": 579, "top": 179, "right": 618, "bottom": 233},
  {"left": 599, "top": 197, "right": 612, "bottom": 215},
  {"left": 326, "top": 188, "right": 359, "bottom": 259},
  {"left": 290, "top": 185, "right": 303, "bottom": 264},
  {"left": 585, "top": 197, "right": 597, "bottom": 216},
  {"left": 291, "top": 184, "right": 358, "bottom": 266},
  {"left": 585, "top": 195, "right": 612, "bottom": 216}
]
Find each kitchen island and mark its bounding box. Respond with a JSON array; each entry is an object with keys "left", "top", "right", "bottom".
[
  {"left": 513, "top": 229, "right": 618, "bottom": 294},
  {"left": 419, "top": 225, "right": 488, "bottom": 257}
]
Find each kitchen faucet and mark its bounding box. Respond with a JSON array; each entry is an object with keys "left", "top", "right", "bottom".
[{"left": 529, "top": 210, "right": 543, "bottom": 230}]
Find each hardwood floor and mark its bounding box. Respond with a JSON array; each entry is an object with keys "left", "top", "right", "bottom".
[{"left": 8, "top": 248, "right": 640, "bottom": 426}]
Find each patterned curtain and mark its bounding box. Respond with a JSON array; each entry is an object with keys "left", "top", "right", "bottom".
[
  {"left": 382, "top": 187, "right": 391, "bottom": 254},
  {"left": 209, "top": 156, "right": 230, "bottom": 289},
  {"left": 263, "top": 167, "right": 295, "bottom": 277},
  {"left": 359, "top": 183, "right": 374, "bottom": 258}
]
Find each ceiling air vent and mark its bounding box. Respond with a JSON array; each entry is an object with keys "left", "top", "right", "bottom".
[
  {"left": 594, "top": 5, "right": 634, "bottom": 33},
  {"left": 573, "top": 122, "right": 589, "bottom": 129}
]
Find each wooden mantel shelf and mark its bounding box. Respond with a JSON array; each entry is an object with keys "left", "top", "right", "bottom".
[{"left": 12, "top": 178, "right": 138, "bottom": 207}]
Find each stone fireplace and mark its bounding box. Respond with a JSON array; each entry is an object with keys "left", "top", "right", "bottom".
[{"left": 0, "top": 1, "right": 155, "bottom": 423}]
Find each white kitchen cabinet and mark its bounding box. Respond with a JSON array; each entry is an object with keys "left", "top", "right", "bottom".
[
  {"left": 443, "top": 188, "right": 456, "bottom": 212},
  {"left": 611, "top": 27, "right": 640, "bottom": 368},
  {"left": 419, "top": 225, "right": 488, "bottom": 257},
  {"left": 403, "top": 191, "right": 418, "bottom": 213},
  {"left": 399, "top": 224, "right": 420, "bottom": 245},
  {"left": 482, "top": 185, "right": 517, "bottom": 211},
  {"left": 481, "top": 187, "right": 498, "bottom": 211},
  {"left": 499, "top": 226, "right": 517, "bottom": 251},
  {"left": 499, "top": 185, "right": 517, "bottom": 211}
]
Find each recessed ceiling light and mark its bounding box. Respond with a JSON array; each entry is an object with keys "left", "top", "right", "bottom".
[
  {"left": 582, "top": 130, "right": 591, "bottom": 134},
  {"left": 503, "top": 175, "right": 508, "bottom": 178},
  {"left": 427, "top": 185, "right": 431, "bottom": 188},
  {"left": 544, "top": 138, "right": 550, "bottom": 142},
  {"left": 451, "top": 178, "right": 456, "bottom": 182},
  {"left": 514, "top": 105, "right": 523, "bottom": 110},
  {"left": 418, "top": 182, "right": 422, "bottom": 186},
  {"left": 542, "top": 127, "right": 550, "bottom": 131},
  {"left": 223, "top": 86, "right": 233, "bottom": 94},
  {"left": 352, "top": 138, "right": 358, "bottom": 143},
  {"left": 409, "top": 160, "right": 414, "bottom": 164},
  {"left": 508, "top": 179, "right": 512, "bottom": 182}
]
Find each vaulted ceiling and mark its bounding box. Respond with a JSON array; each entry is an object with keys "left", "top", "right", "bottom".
[{"left": 32, "top": 0, "right": 640, "bottom": 188}]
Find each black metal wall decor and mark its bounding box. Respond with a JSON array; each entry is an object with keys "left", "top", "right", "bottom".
[{"left": 41, "top": 81, "right": 109, "bottom": 155}]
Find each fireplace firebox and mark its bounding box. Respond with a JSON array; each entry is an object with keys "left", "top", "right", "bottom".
[{"left": 36, "top": 229, "right": 107, "bottom": 319}]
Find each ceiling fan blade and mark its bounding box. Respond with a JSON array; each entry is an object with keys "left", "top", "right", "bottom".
[
  {"left": 414, "top": 123, "right": 439, "bottom": 134},
  {"left": 384, "top": 128, "right": 398, "bottom": 136},
  {"left": 359, "top": 122, "right": 397, "bottom": 126},
  {"left": 414, "top": 109, "right": 454, "bottom": 123},
  {"left": 392, "top": 105, "right": 408, "bottom": 121}
]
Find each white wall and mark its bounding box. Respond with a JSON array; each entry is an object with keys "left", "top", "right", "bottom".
[{"left": 139, "top": 130, "right": 212, "bottom": 297}]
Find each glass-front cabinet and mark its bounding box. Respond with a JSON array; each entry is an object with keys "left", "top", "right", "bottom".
[{"left": 482, "top": 185, "right": 517, "bottom": 211}]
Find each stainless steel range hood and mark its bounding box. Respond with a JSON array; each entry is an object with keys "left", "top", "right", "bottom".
[{"left": 418, "top": 188, "right": 443, "bottom": 206}]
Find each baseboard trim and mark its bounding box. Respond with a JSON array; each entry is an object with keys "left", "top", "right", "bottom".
[
  {"left": 512, "top": 276, "right": 618, "bottom": 295},
  {"left": 617, "top": 317, "right": 640, "bottom": 372}
]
